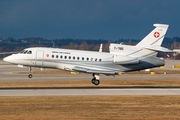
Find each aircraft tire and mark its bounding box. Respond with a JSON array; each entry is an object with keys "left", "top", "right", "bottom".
[
  {"left": 92, "top": 78, "right": 96, "bottom": 84},
  {"left": 94, "top": 80, "right": 100, "bottom": 85},
  {"left": 28, "top": 74, "right": 33, "bottom": 78}
]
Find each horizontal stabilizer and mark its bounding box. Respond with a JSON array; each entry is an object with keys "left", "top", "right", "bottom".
[{"left": 143, "top": 46, "right": 173, "bottom": 52}]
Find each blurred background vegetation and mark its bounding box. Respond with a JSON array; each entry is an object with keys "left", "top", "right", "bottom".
[{"left": 0, "top": 36, "right": 180, "bottom": 59}]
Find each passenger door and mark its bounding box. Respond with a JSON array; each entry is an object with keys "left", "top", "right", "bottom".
[{"left": 36, "top": 51, "right": 44, "bottom": 66}]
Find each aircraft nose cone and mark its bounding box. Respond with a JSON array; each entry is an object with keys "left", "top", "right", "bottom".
[
  {"left": 3, "top": 55, "right": 14, "bottom": 63},
  {"left": 3, "top": 54, "right": 19, "bottom": 64},
  {"left": 3, "top": 56, "right": 10, "bottom": 62}
]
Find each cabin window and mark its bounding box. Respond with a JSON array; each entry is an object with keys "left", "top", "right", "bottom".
[
  {"left": 69, "top": 56, "right": 71, "bottom": 59},
  {"left": 56, "top": 55, "right": 58, "bottom": 58},
  {"left": 77, "top": 57, "right": 79, "bottom": 60},
  {"left": 65, "top": 56, "right": 67, "bottom": 59},
  {"left": 82, "top": 57, "right": 84, "bottom": 60},
  {"left": 60, "top": 55, "right": 63, "bottom": 59},
  {"left": 99, "top": 59, "right": 102, "bottom": 62},
  {"left": 87, "top": 58, "right": 89, "bottom": 61},
  {"left": 52, "top": 55, "right": 54, "bottom": 58},
  {"left": 91, "top": 58, "right": 93, "bottom": 61},
  {"left": 73, "top": 56, "right": 75, "bottom": 60},
  {"left": 95, "top": 58, "right": 97, "bottom": 61}
]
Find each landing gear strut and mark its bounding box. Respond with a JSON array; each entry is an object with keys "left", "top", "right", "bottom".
[
  {"left": 28, "top": 66, "right": 33, "bottom": 78},
  {"left": 92, "top": 73, "right": 100, "bottom": 85}
]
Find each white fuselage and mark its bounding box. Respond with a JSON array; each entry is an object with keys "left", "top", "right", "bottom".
[
  {"left": 4, "top": 47, "right": 112, "bottom": 70},
  {"left": 4, "top": 47, "right": 165, "bottom": 74}
]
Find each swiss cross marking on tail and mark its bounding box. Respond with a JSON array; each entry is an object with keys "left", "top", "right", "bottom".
[
  {"left": 154, "top": 32, "right": 160, "bottom": 38},
  {"left": 46, "top": 54, "right": 49, "bottom": 57}
]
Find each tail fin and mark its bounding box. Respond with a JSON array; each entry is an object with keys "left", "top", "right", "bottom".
[
  {"left": 136, "top": 24, "right": 169, "bottom": 47},
  {"left": 109, "top": 24, "right": 171, "bottom": 58}
]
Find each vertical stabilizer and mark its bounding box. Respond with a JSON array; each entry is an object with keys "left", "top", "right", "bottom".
[{"left": 136, "top": 24, "right": 169, "bottom": 47}]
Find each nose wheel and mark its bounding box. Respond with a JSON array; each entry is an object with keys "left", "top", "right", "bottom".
[
  {"left": 92, "top": 73, "right": 100, "bottom": 85},
  {"left": 28, "top": 74, "right": 33, "bottom": 78},
  {"left": 28, "top": 66, "right": 33, "bottom": 78}
]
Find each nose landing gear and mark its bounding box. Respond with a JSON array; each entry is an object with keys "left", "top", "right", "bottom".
[
  {"left": 28, "top": 74, "right": 33, "bottom": 78},
  {"left": 28, "top": 66, "right": 33, "bottom": 78},
  {"left": 92, "top": 73, "right": 100, "bottom": 85}
]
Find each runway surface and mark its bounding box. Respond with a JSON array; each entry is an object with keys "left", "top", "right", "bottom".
[
  {"left": 1, "top": 87, "right": 180, "bottom": 96},
  {"left": 1, "top": 60, "right": 180, "bottom": 82}
]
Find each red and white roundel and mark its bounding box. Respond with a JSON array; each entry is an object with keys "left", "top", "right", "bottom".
[
  {"left": 46, "top": 54, "right": 49, "bottom": 57},
  {"left": 154, "top": 32, "right": 160, "bottom": 38}
]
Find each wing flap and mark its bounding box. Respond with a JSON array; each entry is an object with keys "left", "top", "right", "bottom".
[{"left": 72, "top": 67, "right": 118, "bottom": 75}]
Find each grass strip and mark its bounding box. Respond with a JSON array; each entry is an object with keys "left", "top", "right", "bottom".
[{"left": 0, "top": 96, "right": 180, "bottom": 120}]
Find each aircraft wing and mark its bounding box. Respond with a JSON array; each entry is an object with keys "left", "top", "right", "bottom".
[
  {"left": 0, "top": 51, "right": 19, "bottom": 54},
  {"left": 72, "top": 66, "right": 118, "bottom": 75},
  {"left": 173, "top": 49, "right": 180, "bottom": 53}
]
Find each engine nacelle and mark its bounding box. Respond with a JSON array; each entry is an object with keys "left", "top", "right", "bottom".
[{"left": 113, "top": 55, "right": 139, "bottom": 65}]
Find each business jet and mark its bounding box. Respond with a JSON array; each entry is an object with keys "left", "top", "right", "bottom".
[{"left": 3, "top": 24, "right": 172, "bottom": 85}]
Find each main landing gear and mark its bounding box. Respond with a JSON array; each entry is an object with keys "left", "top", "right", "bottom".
[
  {"left": 28, "top": 66, "right": 33, "bottom": 78},
  {"left": 92, "top": 73, "right": 100, "bottom": 85}
]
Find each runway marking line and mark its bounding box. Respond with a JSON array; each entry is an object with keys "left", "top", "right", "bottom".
[{"left": 99, "top": 89, "right": 180, "bottom": 90}]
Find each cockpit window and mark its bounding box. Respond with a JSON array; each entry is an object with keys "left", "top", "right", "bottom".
[
  {"left": 23, "top": 50, "right": 28, "bottom": 54},
  {"left": 19, "top": 50, "right": 32, "bottom": 54},
  {"left": 27, "top": 51, "right": 32, "bottom": 54},
  {"left": 20, "top": 50, "right": 25, "bottom": 54}
]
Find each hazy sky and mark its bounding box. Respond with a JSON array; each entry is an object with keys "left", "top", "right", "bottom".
[{"left": 0, "top": 0, "right": 180, "bottom": 40}]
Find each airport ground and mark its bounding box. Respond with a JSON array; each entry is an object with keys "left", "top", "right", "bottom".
[
  {"left": 1, "top": 96, "right": 180, "bottom": 120},
  {"left": 1, "top": 60, "right": 180, "bottom": 119}
]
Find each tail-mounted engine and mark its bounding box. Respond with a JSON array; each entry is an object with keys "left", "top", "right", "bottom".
[{"left": 113, "top": 55, "right": 139, "bottom": 65}]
